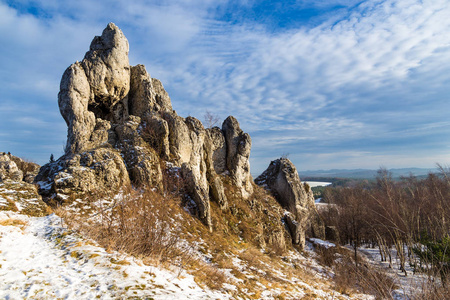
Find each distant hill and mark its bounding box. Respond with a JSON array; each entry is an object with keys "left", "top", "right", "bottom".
[{"left": 299, "top": 168, "right": 438, "bottom": 180}]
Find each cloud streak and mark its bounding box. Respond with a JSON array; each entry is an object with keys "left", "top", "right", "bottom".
[{"left": 1, "top": 0, "right": 450, "bottom": 174}]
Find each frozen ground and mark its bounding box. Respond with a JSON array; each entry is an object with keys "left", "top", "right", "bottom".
[
  {"left": 0, "top": 211, "right": 229, "bottom": 299},
  {"left": 358, "top": 246, "right": 429, "bottom": 299}
]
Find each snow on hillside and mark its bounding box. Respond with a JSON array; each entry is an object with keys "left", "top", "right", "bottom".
[
  {"left": 0, "top": 186, "right": 378, "bottom": 300},
  {"left": 0, "top": 211, "right": 228, "bottom": 299}
]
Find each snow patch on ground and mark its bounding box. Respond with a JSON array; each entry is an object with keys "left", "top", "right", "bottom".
[
  {"left": 0, "top": 211, "right": 229, "bottom": 299},
  {"left": 309, "top": 238, "right": 336, "bottom": 249}
]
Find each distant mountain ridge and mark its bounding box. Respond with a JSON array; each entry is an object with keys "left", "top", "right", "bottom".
[{"left": 299, "top": 168, "right": 438, "bottom": 179}]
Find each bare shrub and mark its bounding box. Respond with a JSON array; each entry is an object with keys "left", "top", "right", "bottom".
[
  {"left": 316, "top": 247, "right": 337, "bottom": 267},
  {"left": 411, "top": 277, "right": 450, "bottom": 300},
  {"left": 333, "top": 248, "right": 397, "bottom": 299},
  {"left": 60, "top": 187, "right": 191, "bottom": 266}
]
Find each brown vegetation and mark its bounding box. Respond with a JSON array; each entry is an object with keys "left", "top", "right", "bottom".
[{"left": 321, "top": 167, "right": 450, "bottom": 298}]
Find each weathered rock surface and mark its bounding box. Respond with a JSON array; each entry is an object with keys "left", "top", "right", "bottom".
[
  {"left": 222, "top": 116, "right": 253, "bottom": 198},
  {"left": 255, "top": 158, "right": 325, "bottom": 249},
  {"left": 0, "top": 153, "right": 23, "bottom": 182},
  {"left": 36, "top": 148, "right": 130, "bottom": 201},
  {"left": 36, "top": 23, "right": 256, "bottom": 230},
  {"left": 0, "top": 153, "right": 40, "bottom": 183}
]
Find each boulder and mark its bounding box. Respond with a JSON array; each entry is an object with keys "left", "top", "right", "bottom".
[{"left": 255, "top": 158, "right": 325, "bottom": 249}]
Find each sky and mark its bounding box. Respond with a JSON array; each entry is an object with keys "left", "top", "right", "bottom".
[{"left": 1, "top": 0, "right": 450, "bottom": 175}]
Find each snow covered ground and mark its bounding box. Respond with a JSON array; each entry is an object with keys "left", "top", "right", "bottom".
[
  {"left": 0, "top": 211, "right": 229, "bottom": 299},
  {"left": 0, "top": 185, "right": 380, "bottom": 300},
  {"left": 304, "top": 181, "right": 332, "bottom": 187},
  {"left": 358, "top": 246, "right": 430, "bottom": 299}
]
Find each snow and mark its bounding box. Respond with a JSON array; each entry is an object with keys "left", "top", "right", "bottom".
[
  {"left": 55, "top": 172, "right": 73, "bottom": 184},
  {"left": 309, "top": 238, "right": 336, "bottom": 249},
  {"left": 304, "top": 181, "right": 332, "bottom": 187},
  {"left": 358, "top": 246, "right": 430, "bottom": 299},
  {"left": 36, "top": 181, "right": 52, "bottom": 191},
  {"left": 0, "top": 184, "right": 381, "bottom": 299},
  {"left": 0, "top": 211, "right": 229, "bottom": 299},
  {"left": 0, "top": 196, "right": 9, "bottom": 207}
]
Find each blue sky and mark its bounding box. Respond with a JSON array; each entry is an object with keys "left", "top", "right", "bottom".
[{"left": 1, "top": 0, "right": 450, "bottom": 175}]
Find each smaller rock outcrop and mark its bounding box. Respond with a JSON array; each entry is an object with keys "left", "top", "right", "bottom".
[
  {"left": 255, "top": 158, "right": 325, "bottom": 249},
  {"left": 36, "top": 148, "right": 130, "bottom": 201},
  {"left": 0, "top": 153, "right": 40, "bottom": 183},
  {"left": 0, "top": 153, "right": 50, "bottom": 217},
  {"left": 0, "top": 153, "right": 23, "bottom": 182},
  {"left": 0, "top": 180, "right": 50, "bottom": 217},
  {"left": 222, "top": 116, "right": 253, "bottom": 198}
]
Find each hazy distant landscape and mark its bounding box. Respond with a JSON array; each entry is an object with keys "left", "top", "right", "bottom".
[{"left": 300, "top": 167, "right": 437, "bottom": 180}]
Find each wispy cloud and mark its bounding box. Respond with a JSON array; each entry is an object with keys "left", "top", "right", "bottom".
[{"left": 1, "top": 0, "right": 450, "bottom": 172}]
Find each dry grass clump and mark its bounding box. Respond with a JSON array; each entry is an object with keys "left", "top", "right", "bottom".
[
  {"left": 59, "top": 186, "right": 193, "bottom": 266},
  {"left": 411, "top": 278, "right": 450, "bottom": 300},
  {"left": 329, "top": 247, "right": 397, "bottom": 298},
  {"left": 192, "top": 262, "right": 228, "bottom": 290},
  {"left": 0, "top": 218, "right": 27, "bottom": 228},
  {"left": 213, "top": 179, "right": 289, "bottom": 255}
]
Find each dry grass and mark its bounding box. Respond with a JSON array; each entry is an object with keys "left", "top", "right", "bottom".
[
  {"left": 54, "top": 174, "right": 386, "bottom": 298},
  {"left": 410, "top": 274, "right": 450, "bottom": 300},
  {"left": 330, "top": 247, "right": 397, "bottom": 299},
  {"left": 59, "top": 187, "right": 192, "bottom": 266},
  {"left": 0, "top": 218, "right": 27, "bottom": 228},
  {"left": 192, "top": 262, "right": 228, "bottom": 290}
]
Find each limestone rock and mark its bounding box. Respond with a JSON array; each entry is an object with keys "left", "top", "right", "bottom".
[
  {"left": 181, "top": 163, "right": 211, "bottom": 230},
  {"left": 115, "top": 116, "right": 162, "bottom": 189},
  {"left": 222, "top": 116, "right": 253, "bottom": 198},
  {"left": 164, "top": 112, "right": 193, "bottom": 164},
  {"left": 58, "top": 61, "right": 95, "bottom": 154},
  {"left": 82, "top": 22, "right": 130, "bottom": 113},
  {"left": 204, "top": 132, "right": 227, "bottom": 210},
  {"left": 36, "top": 149, "right": 130, "bottom": 202},
  {"left": 37, "top": 23, "right": 257, "bottom": 234},
  {"left": 255, "top": 158, "right": 325, "bottom": 249},
  {"left": 129, "top": 65, "right": 172, "bottom": 117},
  {"left": 0, "top": 153, "right": 23, "bottom": 182},
  {"left": 140, "top": 113, "right": 170, "bottom": 160},
  {"left": 206, "top": 127, "right": 227, "bottom": 175}
]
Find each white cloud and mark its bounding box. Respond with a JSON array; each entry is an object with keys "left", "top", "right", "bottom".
[{"left": 1, "top": 0, "right": 450, "bottom": 169}]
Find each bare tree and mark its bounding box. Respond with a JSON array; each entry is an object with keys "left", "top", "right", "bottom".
[{"left": 204, "top": 110, "right": 220, "bottom": 129}]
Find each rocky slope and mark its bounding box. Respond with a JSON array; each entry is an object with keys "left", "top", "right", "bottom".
[{"left": 0, "top": 152, "right": 48, "bottom": 217}]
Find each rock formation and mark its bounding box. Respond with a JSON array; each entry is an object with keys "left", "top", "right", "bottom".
[
  {"left": 0, "top": 153, "right": 23, "bottom": 182},
  {"left": 0, "top": 152, "right": 49, "bottom": 216},
  {"left": 0, "top": 152, "right": 40, "bottom": 183},
  {"left": 35, "top": 23, "right": 254, "bottom": 231},
  {"left": 255, "top": 158, "right": 325, "bottom": 249}
]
